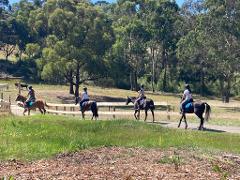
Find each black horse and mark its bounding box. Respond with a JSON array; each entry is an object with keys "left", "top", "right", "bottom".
[
  {"left": 75, "top": 97, "right": 98, "bottom": 120},
  {"left": 126, "top": 96, "right": 155, "bottom": 122},
  {"left": 178, "top": 101, "right": 211, "bottom": 130}
]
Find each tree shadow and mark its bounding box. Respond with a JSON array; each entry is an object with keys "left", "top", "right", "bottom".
[
  {"left": 221, "top": 107, "right": 240, "bottom": 113},
  {"left": 57, "top": 95, "right": 126, "bottom": 104}
]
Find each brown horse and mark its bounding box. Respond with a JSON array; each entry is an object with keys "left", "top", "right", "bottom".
[
  {"left": 178, "top": 101, "right": 211, "bottom": 130},
  {"left": 15, "top": 94, "right": 47, "bottom": 116},
  {"left": 75, "top": 97, "right": 98, "bottom": 120}
]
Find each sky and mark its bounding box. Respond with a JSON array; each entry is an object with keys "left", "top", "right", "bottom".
[{"left": 9, "top": 0, "right": 185, "bottom": 6}]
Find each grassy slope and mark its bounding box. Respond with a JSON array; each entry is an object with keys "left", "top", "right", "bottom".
[{"left": 0, "top": 115, "right": 240, "bottom": 161}]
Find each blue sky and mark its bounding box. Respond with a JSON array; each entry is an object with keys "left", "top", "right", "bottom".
[{"left": 9, "top": 0, "right": 185, "bottom": 6}]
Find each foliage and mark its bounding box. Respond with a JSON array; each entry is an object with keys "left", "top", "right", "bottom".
[{"left": 1, "top": 0, "right": 240, "bottom": 100}]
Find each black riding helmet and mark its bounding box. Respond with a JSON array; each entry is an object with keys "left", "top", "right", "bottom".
[
  {"left": 28, "top": 86, "right": 33, "bottom": 90},
  {"left": 83, "top": 87, "right": 87, "bottom": 91},
  {"left": 185, "top": 84, "right": 190, "bottom": 89}
]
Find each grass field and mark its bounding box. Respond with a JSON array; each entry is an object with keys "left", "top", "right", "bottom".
[{"left": 0, "top": 115, "right": 240, "bottom": 161}]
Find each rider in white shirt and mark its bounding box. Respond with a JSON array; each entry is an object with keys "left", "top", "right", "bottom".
[
  {"left": 135, "top": 85, "right": 145, "bottom": 109},
  {"left": 180, "top": 84, "right": 193, "bottom": 113},
  {"left": 80, "top": 87, "right": 89, "bottom": 111}
]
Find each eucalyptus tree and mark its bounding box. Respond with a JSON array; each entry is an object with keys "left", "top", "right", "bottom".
[
  {"left": 39, "top": 0, "right": 114, "bottom": 96},
  {"left": 144, "top": 0, "right": 180, "bottom": 92},
  {"left": 111, "top": 0, "right": 150, "bottom": 90}
]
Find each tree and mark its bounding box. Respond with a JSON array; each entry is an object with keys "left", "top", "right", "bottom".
[{"left": 40, "top": 0, "right": 114, "bottom": 96}]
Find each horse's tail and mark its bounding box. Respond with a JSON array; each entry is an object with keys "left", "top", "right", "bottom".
[
  {"left": 91, "top": 101, "right": 98, "bottom": 118},
  {"left": 149, "top": 99, "right": 155, "bottom": 110},
  {"left": 204, "top": 103, "right": 211, "bottom": 122}
]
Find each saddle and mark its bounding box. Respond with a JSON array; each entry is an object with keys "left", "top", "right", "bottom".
[
  {"left": 25, "top": 101, "right": 34, "bottom": 108},
  {"left": 135, "top": 99, "right": 146, "bottom": 110},
  {"left": 184, "top": 102, "right": 194, "bottom": 113}
]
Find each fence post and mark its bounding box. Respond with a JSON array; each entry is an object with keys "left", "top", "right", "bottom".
[
  {"left": 113, "top": 107, "right": 116, "bottom": 119},
  {"left": 167, "top": 104, "right": 170, "bottom": 120}
]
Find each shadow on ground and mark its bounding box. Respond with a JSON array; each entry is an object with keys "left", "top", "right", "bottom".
[{"left": 57, "top": 95, "right": 126, "bottom": 104}]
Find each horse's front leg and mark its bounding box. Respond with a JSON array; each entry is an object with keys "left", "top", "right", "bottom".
[
  {"left": 183, "top": 114, "right": 188, "bottom": 129},
  {"left": 178, "top": 114, "right": 184, "bottom": 128},
  {"left": 82, "top": 111, "right": 85, "bottom": 120},
  {"left": 137, "top": 110, "right": 140, "bottom": 120},
  {"left": 134, "top": 110, "right": 138, "bottom": 120},
  {"left": 28, "top": 109, "right": 30, "bottom": 116},
  {"left": 23, "top": 108, "right": 27, "bottom": 116},
  {"left": 151, "top": 109, "right": 155, "bottom": 123},
  {"left": 144, "top": 109, "right": 148, "bottom": 122}
]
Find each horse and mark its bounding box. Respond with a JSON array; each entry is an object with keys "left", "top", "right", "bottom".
[
  {"left": 75, "top": 97, "right": 98, "bottom": 120},
  {"left": 126, "top": 96, "right": 155, "bottom": 122},
  {"left": 15, "top": 83, "right": 28, "bottom": 90},
  {"left": 15, "top": 94, "right": 47, "bottom": 116},
  {"left": 178, "top": 101, "right": 211, "bottom": 130}
]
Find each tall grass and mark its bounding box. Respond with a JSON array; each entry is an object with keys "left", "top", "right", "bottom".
[{"left": 0, "top": 115, "right": 240, "bottom": 161}]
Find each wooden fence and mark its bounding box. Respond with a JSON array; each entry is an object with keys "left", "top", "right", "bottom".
[
  {"left": 0, "top": 84, "right": 9, "bottom": 91},
  {"left": 0, "top": 100, "right": 11, "bottom": 113},
  {"left": 45, "top": 102, "right": 171, "bottom": 120}
]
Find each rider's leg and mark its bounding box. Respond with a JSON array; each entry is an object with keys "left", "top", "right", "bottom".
[{"left": 181, "top": 99, "right": 190, "bottom": 113}]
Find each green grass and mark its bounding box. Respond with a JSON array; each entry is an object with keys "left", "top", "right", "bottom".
[{"left": 0, "top": 115, "right": 240, "bottom": 161}]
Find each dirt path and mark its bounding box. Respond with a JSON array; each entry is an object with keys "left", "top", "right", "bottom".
[
  {"left": 10, "top": 105, "right": 240, "bottom": 134},
  {"left": 1, "top": 147, "right": 240, "bottom": 179},
  {"left": 158, "top": 121, "right": 240, "bottom": 134}
]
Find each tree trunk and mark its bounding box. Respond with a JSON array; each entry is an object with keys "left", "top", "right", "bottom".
[
  {"left": 200, "top": 71, "right": 205, "bottom": 96},
  {"left": 74, "top": 63, "right": 80, "bottom": 98},
  {"left": 162, "top": 49, "right": 168, "bottom": 92},
  {"left": 68, "top": 69, "right": 74, "bottom": 94},
  {"left": 220, "top": 77, "right": 231, "bottom": 103},
  {"left": 69, "top": 82, "right": 74, "bottom": 95},
  {"left": 133, "top": 71, "right": 138, "bottom": 91},
  {"left": 130, "top": 73, "right": 133, "bottom": 91},
  {"left": 151, "top": 48, "right": 155, "bottom": 92},
  {"left": 225, "top": 78, "right": 231, "bottom": 103}
]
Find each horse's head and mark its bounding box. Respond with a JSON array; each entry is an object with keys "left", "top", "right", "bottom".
[
  {"left": 126, "top": 96, "right": 134, "bottom": 105},
  {"left": 15, "top": 94, "right": 26, "bottom": 102}
]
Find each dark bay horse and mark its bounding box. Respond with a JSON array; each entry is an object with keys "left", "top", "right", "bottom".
[
  {"left": 15, "top": 94, "right": 46, "bottom": 115},
  {"left": 126, "top": 96, "right": 155, "bottom": 122},
  {"left": 178, "top": 101, "right": 211, "bottom": 130},
  {"left": 75, "top": 97, "right": 98, "bottom": 120}
]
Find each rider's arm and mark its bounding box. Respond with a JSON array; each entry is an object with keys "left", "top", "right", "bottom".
[{"left": 181, "top": 94, "right": 186, "bottom": 102}]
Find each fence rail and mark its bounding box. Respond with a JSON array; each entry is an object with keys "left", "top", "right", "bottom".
[
  {"left": 46, "top": 101, "right": 171, "bottom": 119},
  {"left": 0, "top": 84, "right": 9, "bottom": 91}
]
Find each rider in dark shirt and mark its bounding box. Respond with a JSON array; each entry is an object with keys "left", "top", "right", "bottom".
[{"left": 25, "top": 86, "right": 36, "bottom": 107}]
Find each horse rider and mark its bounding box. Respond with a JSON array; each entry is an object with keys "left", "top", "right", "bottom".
[
  {"left": 25, "top": 86, "right": 36, "bottom": 107},
  {"left": 180, "top": 84, "right": 193, "bottom": 113},
  {"left": 135, "top": 84, "right": 145, "bottom": 109},
  {"left": 79, "top": 87, "right": 90, "bottom": 111}
]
